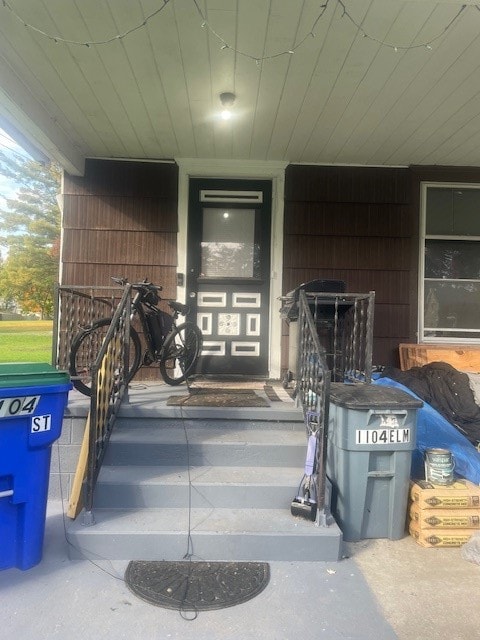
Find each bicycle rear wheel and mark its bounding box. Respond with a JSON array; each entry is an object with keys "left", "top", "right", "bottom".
[
  {"left": 159, "top": 321, "right": 202, "bottom": 385},
  {"left": 69, "top": 318, "right": 142, "bottom": 396}
]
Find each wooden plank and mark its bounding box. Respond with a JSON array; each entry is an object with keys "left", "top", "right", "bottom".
[
  {"left": 399, "top": 343, "right": 480, "bottom": 372},
  {"left": 67, "top": 335, "right": 119, "bottom": 519},
  {"left": 67, "top": 413, "right": 90, "bottom": 519}
]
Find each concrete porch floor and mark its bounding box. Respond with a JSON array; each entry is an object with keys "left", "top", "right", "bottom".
[{"left": 2, "top": 380, "right": 480, "bottom": 639}]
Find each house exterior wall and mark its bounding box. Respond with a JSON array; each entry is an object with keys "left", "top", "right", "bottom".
[
  {"left": 283, "top": 165, "right": 414, "bottom": 369},
  {"left": 60, "top": 159, "right": 480, "bottom": 375},
  {"left": 61, "top": 158, "right": 179, "bottom": 381},
  {"left": 61, "top": 158, "right": 179, "bottom": 291}
]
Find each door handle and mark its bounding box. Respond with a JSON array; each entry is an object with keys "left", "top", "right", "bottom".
[{"left": 189, "top": 291, "right": 196, "bottom": 298}]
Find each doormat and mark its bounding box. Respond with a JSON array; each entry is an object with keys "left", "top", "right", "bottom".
[
  {"left": 166, "top": 388, "right": 269, "bottom": 407},
  {"left": 125, "top": 560, "right": 270, "bottom": 611}
]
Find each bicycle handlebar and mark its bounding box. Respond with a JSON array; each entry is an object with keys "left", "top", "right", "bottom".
[{"left": 110, "top": 276, "right": 163, "bottom": 292}]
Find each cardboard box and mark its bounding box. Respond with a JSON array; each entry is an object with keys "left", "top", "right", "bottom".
[
  {"left": 410, "top": 503, "right": 480, "bottom": 529},
  {"left": 409, "top": 521, "right": 475, "bottom": 547},
  {"left": 410, "top": 479, "right": 480, "bottom": 510}
]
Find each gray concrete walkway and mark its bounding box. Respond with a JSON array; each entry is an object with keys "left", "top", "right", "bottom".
[
  {"left": 4, "top": 382, "right": 480, "bottom": 639},
  {"left": 1, "top": 501, "right": 396, "bottom": 640},
  {"left": 3, "top": 498, "right": 480, "bottom": 639}
]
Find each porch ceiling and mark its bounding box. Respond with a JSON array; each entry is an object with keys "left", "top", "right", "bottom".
[{"left": 1, "top": 0, "right": 480, "bottom": 175}]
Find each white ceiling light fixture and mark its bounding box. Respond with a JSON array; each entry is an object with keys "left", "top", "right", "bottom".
[{"left": 220, "top": 92, "right": 236, "bottom": 120}]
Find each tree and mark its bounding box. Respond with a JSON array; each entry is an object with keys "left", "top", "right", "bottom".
[{"left": 0, "top": 149, "right": 61, "bottom": 318}]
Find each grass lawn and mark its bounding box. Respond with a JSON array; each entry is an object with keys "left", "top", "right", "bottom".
[{"left": 0, "top": 320, "right": 53, "bottom": 363}]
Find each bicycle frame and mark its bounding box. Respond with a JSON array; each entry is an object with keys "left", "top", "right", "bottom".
[
  {"left": 69, "top": 277, "right": 202, "bottom": 395},
  {"left": 129, "top": 290, "right": 180, "bottom": 366}
]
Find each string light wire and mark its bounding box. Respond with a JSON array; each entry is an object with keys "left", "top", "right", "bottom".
[
  {"left": 1, "top": 0, "right": 173, "bottom": 46},
  {"left": 0, "top": 0, "right": 475, "bottom": 57},
  {"left": 192, "top": 0, "right": 329, "bottom": 63},
  {"left": 337, "top": 0, "right": 468, "bottom": 51}
]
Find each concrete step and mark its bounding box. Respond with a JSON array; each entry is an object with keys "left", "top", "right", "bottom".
[
  {"left": 94, "top": 465, "right": 302, "bottom": 509},
  {"left": 114, "top": 399, "right": 302, "bottom": 424},
  {"left": 103, "top": 422, "right": 307, "bottom": 467},
  {"left": 67, "top": 414, "right": 343, "bottom": 562},
  {"left": 67, "top": 507, "right": 342, "bottom": 562}
]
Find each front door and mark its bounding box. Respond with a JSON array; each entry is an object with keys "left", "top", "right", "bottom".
[{"left": 187, "top": 178, "right": 272, "bottom": 376}]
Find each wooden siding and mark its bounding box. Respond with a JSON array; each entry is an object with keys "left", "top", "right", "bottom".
[
  {"left": 283, "top": 165, "right": 413, "bottom": 369},
  {"left": 63, "top": 160, "right": 178, "bottom": 198},
  {"left": 61, "top": 159, "right": 179, "bottom": 381},
  {"left": 61, "top": 159, "right": 178, "bottom": 295}
]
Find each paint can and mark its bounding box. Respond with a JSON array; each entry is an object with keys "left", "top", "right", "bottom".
[{"left": 424, "top": 448, "right": 455, "bottom": 485}]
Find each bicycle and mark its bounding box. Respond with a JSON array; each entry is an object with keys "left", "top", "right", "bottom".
[{"left": 69, "top": 277, "right": 203, "bottom": 396}]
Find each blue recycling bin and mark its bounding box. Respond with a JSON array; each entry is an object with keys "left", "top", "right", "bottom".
[{"left": 0, "top": 363, "right": 72, "bottom": 570}]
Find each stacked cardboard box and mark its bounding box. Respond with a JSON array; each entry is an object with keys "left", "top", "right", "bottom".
[{"left": 409, "top": 479, "right": 480, "bottom": 547}]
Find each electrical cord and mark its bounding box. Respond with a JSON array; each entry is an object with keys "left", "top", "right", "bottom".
[
  {"left": 176, "top": 387, "right": 202, "bottom": 620},
  {"left": 55, "top": 385, "right": 202, "bottom": 619},
  {"left": 55, "top": 441, "right": 125, "bottom": 582}
]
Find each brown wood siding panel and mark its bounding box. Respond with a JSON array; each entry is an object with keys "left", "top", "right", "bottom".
[
  {"left": 282, "top": 269, "right": 410, "bottom": 305},
  {"left": 374, "top": 338, "right": 404, "bottom": 369},
  {"left": 374, "top": 304, "right": 410, "bottom": 338},
  {"left": 61, "top": 160, "right": 177, "bottom": 383},
  {"left": 63, "top": 230, "right": 176, "bottom": 266},
  {"left": 284, "top": 236, "right": 411, "bottom": 271},
  {"left": 283, "top": 164, "right": 414, "bottom": 369},
  {"left": 61, "top": 264, "right": 177, "bottom": 296},
  {"left": 64, "top": 159, "right": 178, "bottom": 198},
  {"left": 410, "top": 166, "right": 480, "bottom": 184},
  {"left": 285, "top": 165, "right": 410, "bottom": 204},
  {"left": 63, "top": 195, "right": 177, "bottom": 232},
  {"left": 61, "top": 159, "right": 179, "bottom": 299},
  {"left": 284, "top": 202, "right": 413, "bottom": 237}
]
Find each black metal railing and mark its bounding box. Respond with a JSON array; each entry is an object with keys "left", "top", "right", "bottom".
[
  {"left": 295, "top": 290, "right": 375, "bottom": 527},
  {"left": 296, "top": 290, "right": 332, "bottom": 526},
  {"left": 53, "top": 283, "right": 132, "bottom": 524},
  {"left": 82, "top": 284, "right": 132, "bottom": 525},
  {"left": 52, "top": 284, "right": 120, "bottom": 371},
  {"left": 306, "top": 291, "right": 375, "bottom": 383}
]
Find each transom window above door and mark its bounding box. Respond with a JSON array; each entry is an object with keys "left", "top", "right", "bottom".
[{"left": 420, "top": 184, "right": 480, "bottom": 342}]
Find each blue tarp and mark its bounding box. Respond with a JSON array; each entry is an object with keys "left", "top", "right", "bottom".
[{"left": 374, "top": 377, "right": 480, "bottom": 484}]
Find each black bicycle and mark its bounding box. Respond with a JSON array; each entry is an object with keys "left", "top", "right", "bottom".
[{"left": 69, "top": 277, "right": 203, "bottom": 396}]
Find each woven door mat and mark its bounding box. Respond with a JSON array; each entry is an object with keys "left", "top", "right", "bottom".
[
  {"left": 166, "top": 388, "right": 269, "bottom": 407},
  {"left": 125, "top": 560, "right": 270, "bottom": 611}
]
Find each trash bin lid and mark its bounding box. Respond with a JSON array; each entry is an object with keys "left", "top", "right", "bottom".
[
  {"left": 0, "top": 362, "right": 70, "bottom": 388},
  {"left": 329, "top": 382, "right": 423, "bottom": 409}
]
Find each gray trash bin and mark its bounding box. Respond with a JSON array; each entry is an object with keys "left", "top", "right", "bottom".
[{"left": 326, "top": 382, "right": 423, "bottom": 542}]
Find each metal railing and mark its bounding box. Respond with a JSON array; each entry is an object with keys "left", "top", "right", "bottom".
[
  {"left": 295, "top": 289, "right": 375, "bottom": 527},
  {"left": 306, "top": 291, "right": 375, "bottom": 383},
  {"left": 296, "top": 290, "right": 332, "bottom": 527},
  {"left": 52, "top": 284, "right": 119, "bottom": 370},
  {"left": 82, "top": 284, "right": 132, "bottom": 525},
  {"left": 52, "top": 283, "right": 131, "bottom": 524}
]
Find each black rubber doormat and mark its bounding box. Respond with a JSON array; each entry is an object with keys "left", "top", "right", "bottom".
[
  {"left": 166, "top": 388, "right": 269, "bottom": 407},
  {"left": 125, "top": 560, "right": 270, "bottom": 611}
]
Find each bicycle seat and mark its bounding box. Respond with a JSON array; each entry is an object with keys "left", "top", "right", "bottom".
[{"left": 169, "top": 301, "right": 189, "bottom": 315}]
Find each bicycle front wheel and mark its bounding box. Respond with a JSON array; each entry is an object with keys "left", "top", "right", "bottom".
[
  {"left": 159, "top": 322, "right": 202, "bottom": 385},
  {"left": 69, "top": 318, "right": 142, "bottom": 396}
]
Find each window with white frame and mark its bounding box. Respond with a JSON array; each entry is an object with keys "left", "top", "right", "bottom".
[{"left": 420, "top": 183, "right": 480, "bottom": 342}]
